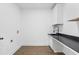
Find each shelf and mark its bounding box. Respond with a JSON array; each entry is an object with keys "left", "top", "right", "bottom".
[{"left": 69, "top": 17, "right": 79, "bottom": 21}]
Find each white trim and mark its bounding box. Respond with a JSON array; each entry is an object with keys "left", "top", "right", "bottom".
[
  {"left": 22, "top": 44, "right": 49, "bottom": 46},
  {"left": 9, "top": 45, "right": 21, "bottom": 55}
]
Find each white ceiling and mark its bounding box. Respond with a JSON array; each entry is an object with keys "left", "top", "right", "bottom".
[{"left": 16, "top": 3, "right": 56, "bottom": 9}]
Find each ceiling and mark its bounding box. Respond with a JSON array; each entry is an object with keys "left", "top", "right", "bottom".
[{"left": 16, "top": 3, "right": 56, "bottom": 9}]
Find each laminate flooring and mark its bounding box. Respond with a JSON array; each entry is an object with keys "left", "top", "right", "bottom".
[{"left": 14, "top": 46, "right": 65, "bottom": 55}]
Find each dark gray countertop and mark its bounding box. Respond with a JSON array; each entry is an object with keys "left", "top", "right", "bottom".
[{"left": 49, "top": 34, "right": 79, "bottom": 53}]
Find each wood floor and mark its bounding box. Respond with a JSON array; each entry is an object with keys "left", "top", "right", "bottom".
[{"left": 14, "top": 46, "right": 65, "bottom": 55}]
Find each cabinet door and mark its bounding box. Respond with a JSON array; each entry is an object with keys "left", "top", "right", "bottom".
[
  {"left": 52, "top": 38, "right": 64, "bottom": 52},
  {"left": 52, "top": 38, "right": 78, "bottom": 55},
  {"left": 62, "top": 43, "right": 78, "bottom": 55},
  {"left": 48, "top": 35, "right": 53, "bottom": 48},
  {"left": 48, "top": 35, "right": 63, "bottom": 52},
  {"left": 49, "top": 36, "right": 78, "bottom": 55}
]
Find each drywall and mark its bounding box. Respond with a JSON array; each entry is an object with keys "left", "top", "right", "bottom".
[
  {"left": 61, "top": 3, "right": 79, "bottom": 37},
  {"left": 21, "top": 9, "right": 53, "bottom": 46},
  {"left": 0, "top": 3, "right": 22, "bottom": 54}
]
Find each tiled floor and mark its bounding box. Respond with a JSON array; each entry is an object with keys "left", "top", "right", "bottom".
[{"left": 14, "top": 46, "right": 65, "bottom": 55}]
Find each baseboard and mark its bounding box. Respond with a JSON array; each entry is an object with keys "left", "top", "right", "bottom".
[
  {"left": 48, "top": 46, "right": 54, "bottom": 52},
  {"left": 48, "top": 45, "right": 58, "bottom": 52},
  {"left": 9, "top": 45, "right": 21, "bottom": 55},
  {"left": 22, "top": 44, "right": 49, "bottom": 46}
]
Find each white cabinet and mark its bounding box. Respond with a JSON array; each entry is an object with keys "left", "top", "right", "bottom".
[
  {"left": 52, "top": 38, "right": 64, "bottom": 52},
  {"left": 48, "top": 35, "right": 59, "bottom": 52},
  {"left": 63, "top": 45, "right": 78, "bottom": 55},
  {"left": 62, "top": 42, "right": 78, "bottom": 55},
  {"left": 48, "top": 35, "right": 53, "bottom": 49},
  {"left": 52, "top": 4, "right": 64, "bottom": 25},
  {"left": 48, "top": 35, "right": 64, "bottom": 52},
  {"left": 49, "top": 35, "right": 79, "bottom": 55}
]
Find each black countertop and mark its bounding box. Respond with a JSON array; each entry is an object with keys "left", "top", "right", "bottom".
[{"left": 49, "top": 33, "right": 79, "bottom": 53}]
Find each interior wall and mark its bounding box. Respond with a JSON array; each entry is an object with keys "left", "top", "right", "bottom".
[
  {"left": 61, "top": 3, "right": 79, "bottom": 37},
  {"left": 0, "top": 3, "right": 22, "bottom": 54},
  {"left": 21, "top": 9, "right": 53, "bottom": 46}
]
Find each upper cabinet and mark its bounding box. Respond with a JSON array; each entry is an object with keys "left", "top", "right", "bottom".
[
  {"left": 51, "top": 4, "right": 64, "bottom": 25},
  {"left": 57, "top": 4, "right": 64, "bottom": 24}
]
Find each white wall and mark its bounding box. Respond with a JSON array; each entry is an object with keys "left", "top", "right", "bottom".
[
  {"left": 21, "top": 9, "right": 53, "bottom": 46},
  {"left": 61, "top": 3, "right": 79, "bottom": 37},
  {"left": 0, "top": 3, "right": 22, "bottom": 54}
]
